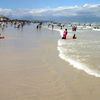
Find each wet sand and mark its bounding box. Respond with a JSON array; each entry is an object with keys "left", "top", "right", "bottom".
[{"left": 0, "top": 26, "right": 100, "bottom": 100}]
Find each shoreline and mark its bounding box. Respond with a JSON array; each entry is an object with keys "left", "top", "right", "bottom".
[
  {"left": 0, "top": 26, "right": 100, "bottom": 100},
  {"left": 48, "top": 26, "right": 100, "bottom": 78}
]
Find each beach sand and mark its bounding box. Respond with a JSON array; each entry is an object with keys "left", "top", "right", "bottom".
[{"left": 0, "top": 26, "right": 100, "bottom": 100}]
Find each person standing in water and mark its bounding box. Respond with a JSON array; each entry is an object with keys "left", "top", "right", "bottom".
[
  {"left": 52, "top": 24, "right": 54, "bottom": 30},
  {"left": 72, "top": 25, "right": 77, "bottom": 39},
  {"left": 62, "top": 29, "right": 67, "bottom": 39}
]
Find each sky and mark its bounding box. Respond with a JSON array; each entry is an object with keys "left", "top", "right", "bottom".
[
  {"left": 0, "top": 0, "right": 100, "bottom": 9},
  {"left": 0, "top": 0, "right": 100, "bottom": 21}
]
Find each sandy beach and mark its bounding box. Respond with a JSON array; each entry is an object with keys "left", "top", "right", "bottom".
[{"left": 0, "top": 25, "right": 100, "bottom": 100}]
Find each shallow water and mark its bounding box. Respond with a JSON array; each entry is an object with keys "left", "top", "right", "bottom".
[
  {"left": 1, "top": 24, "right": 70, "bottom": 100},
  {"left": 1, "top": 24, "right": 100, "bottom": 100},
  {"left": 57, "top": 28, "right": 100, "bottom": 77}
]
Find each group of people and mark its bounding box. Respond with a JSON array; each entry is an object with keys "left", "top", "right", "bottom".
[
  {"left": 0, "top": 20, "right": 77, "bottom": 40},
  {"left": 0, "top": 20, "right": 31, "bottom": 39},
  {"left": 62, "top": 25, "right": 77, "bottom": 40}
]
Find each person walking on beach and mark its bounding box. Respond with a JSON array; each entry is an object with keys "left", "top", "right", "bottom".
[
  {"left": 72, "top": 25, "right": 77, "bottom": 39},
  {"left": 62, "top": 29, "right": 67, "bottom": 39}
]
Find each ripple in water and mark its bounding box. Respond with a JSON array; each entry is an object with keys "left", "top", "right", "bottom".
[{"left": 56, "top": 29, "right": 100, "bottom": 78}]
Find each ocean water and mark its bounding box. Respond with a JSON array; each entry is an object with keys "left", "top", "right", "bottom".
[
  {"left": 54, "top": 27, "right": 100, "bottom": 77},
  {"left": 0, "top": 24, "right": 56, "bottom": 51},
  {"left": 1, "top": 23, "right": 100, "bottom": 78}
]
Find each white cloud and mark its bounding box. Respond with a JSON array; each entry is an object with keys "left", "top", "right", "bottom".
[
  {"left": 0, "top": 4, "right": 100, "bottom": 17},
  {"left": 0, "top": 8, "right": 12, "bottom": 16}
]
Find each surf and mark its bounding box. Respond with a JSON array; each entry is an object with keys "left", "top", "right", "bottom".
[
  {"left": 57, "top": 27, "right": 100, "bottom": 77},
  {"left": 57, "top": 40, "right": 100, "bottom": 77}
]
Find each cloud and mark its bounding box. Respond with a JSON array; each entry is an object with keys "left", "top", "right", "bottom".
[
  {"left": 0, "top": 8, "right": 12, "bottom": 16},
  {"left": 0, "top": 4, "right": 100, "bottom": 18}
]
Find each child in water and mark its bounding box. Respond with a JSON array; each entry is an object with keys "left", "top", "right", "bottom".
[{"left": 62, "top": 29, "right": 67, "bottom": 39}]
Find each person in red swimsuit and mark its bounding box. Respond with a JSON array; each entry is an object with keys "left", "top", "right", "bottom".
[{"left": 62, "top": 29, "right": 67, "bottom": 39}]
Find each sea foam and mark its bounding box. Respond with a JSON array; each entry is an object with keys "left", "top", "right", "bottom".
[
  {"left": 58, "top": 29, "right": 100, "bottom": 77},
  {"left": 57, "top": 45, "right": 100, "bottom": 78},
  {"left": 48, "top": 27, "right": 100, "bottom": 77}
]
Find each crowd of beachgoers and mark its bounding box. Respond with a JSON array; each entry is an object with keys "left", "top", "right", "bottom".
[
  {"left": 0, "top": 20, "right": 32, "bottom": 38},
  {"left": 0, "top": 18, "right": 100, "bottom": 39},
  {"left": 0, "top": 20, "right": 31, "bottom": 31}
]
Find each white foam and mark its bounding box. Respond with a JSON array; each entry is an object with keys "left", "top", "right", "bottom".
[
  {"left": 93, "top": 29, "right": 100, "bottom": 31},
  {"left": 48, "top": 26, "right": 100, "bottom": 77},
  {"left": 48, "top": 27, "right": 73, "bottom": 38},
  {"left": 58, "top": 39, "right": 67, "bottom": 46},
  {"left": 57, "top": 45, "right": 100, "bottom": 78}
]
